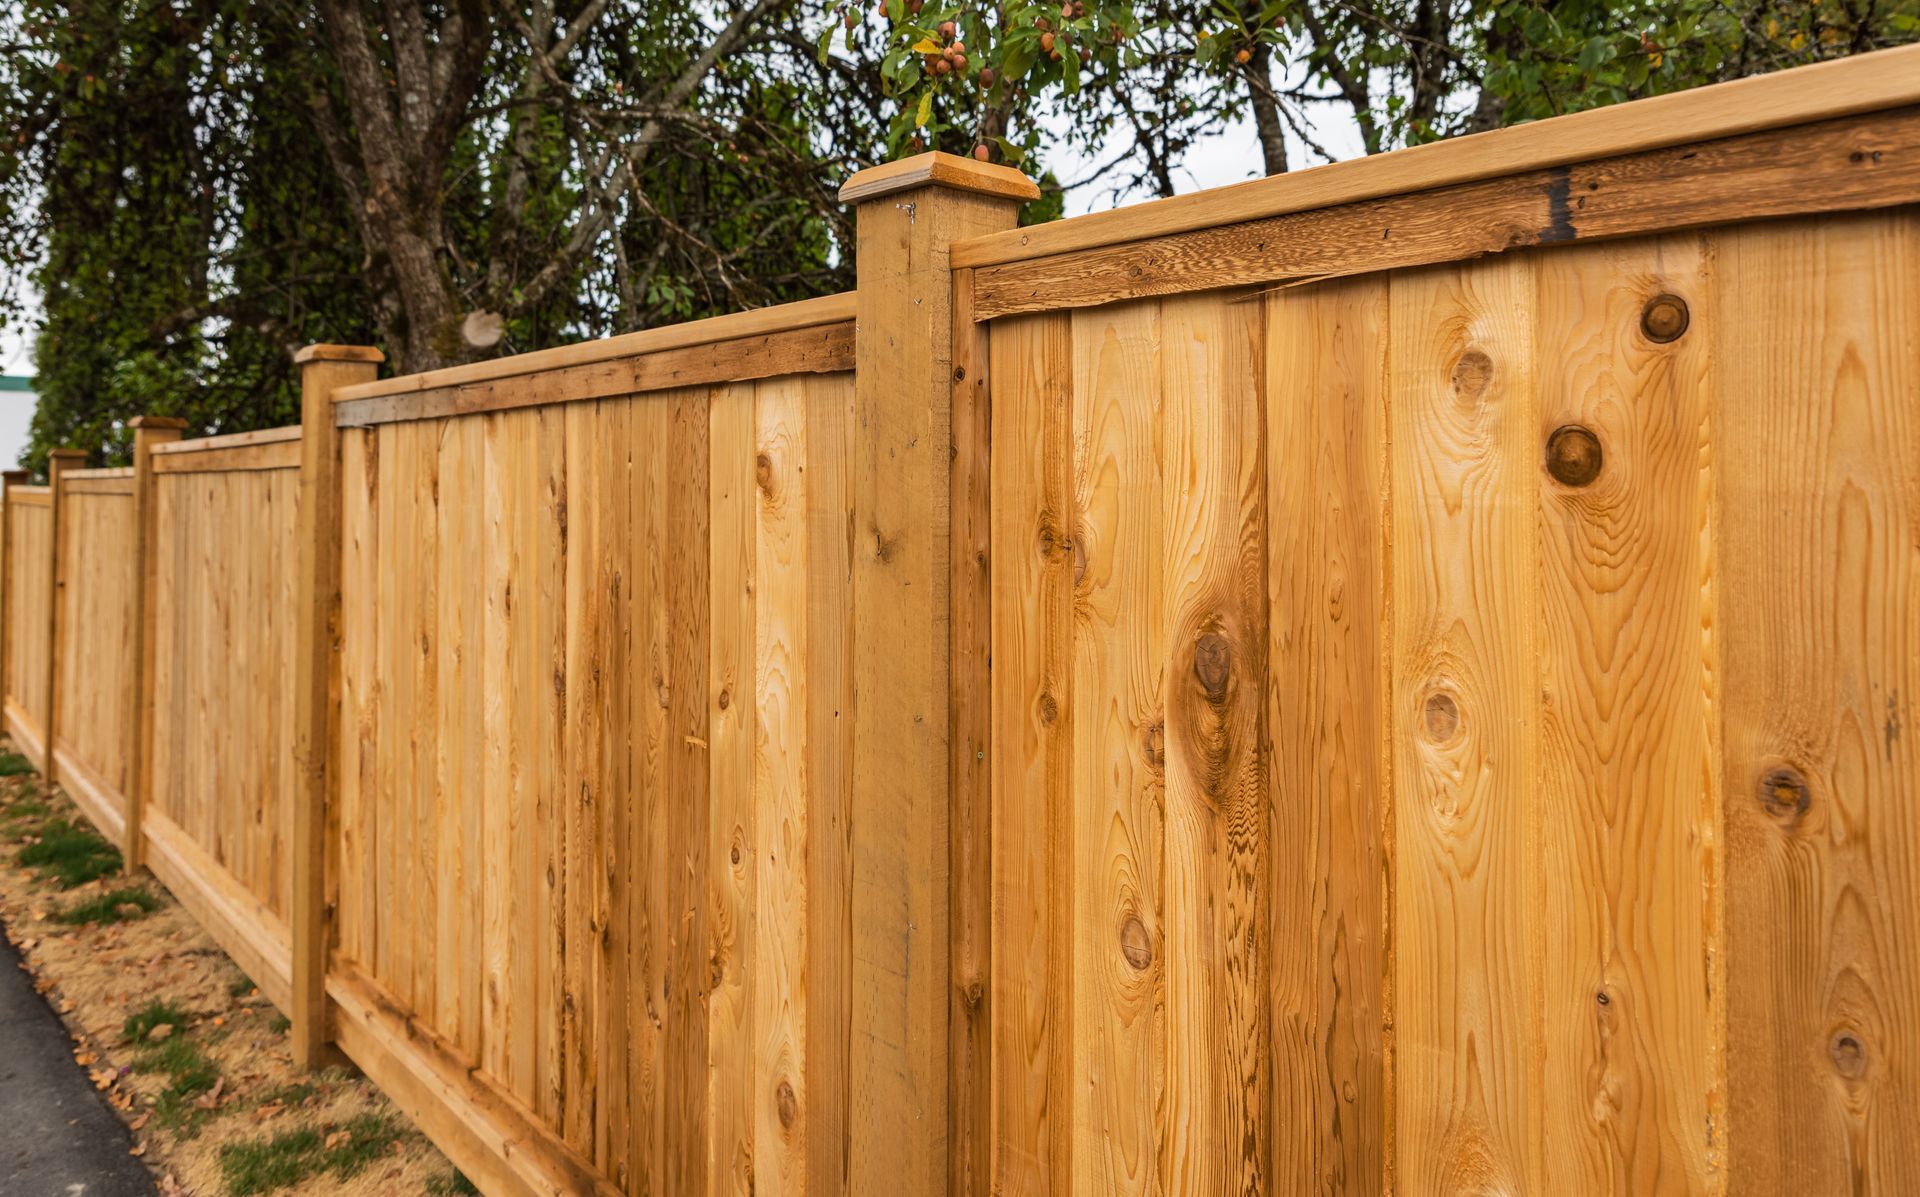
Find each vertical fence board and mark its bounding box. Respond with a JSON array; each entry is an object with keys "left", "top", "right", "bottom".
[
  {"left": 1535, "top": 236, "right": 1718, "bottom": 1192},
  {"left": 987, "top": 311, "right": 1076, "bottom": 1197},
  {"left": 754, "top": 373, "right": 809, "bottom": 1196},
  {"left": 1262, "top": 276, "right": 1391, "bottom": 1194},
  {"left": 708, "top": 381, "right": 758, "bottom": 1196},
  {"left": 1067, "top": 299, "right": 1166, "bottom": 1197},
  {"left": 1158, "top": 292, "right": 1268, "bottom": 1194},
  {"left": 1719, "top": 211, "right": 1920, "bottom": 1193},
  {"left": 1388, "top": 256, "right": 1544, "bottom": 1195}
]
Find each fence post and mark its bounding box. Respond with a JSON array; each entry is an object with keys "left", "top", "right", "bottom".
[
  {"left": 124, "top": 416, "right": 187, "bottom": 876},
  {"left": 0, "top": 469, "right": 25, "bottom": 751},
  {"left": 290, "top": 345, "right": 383, "bottom": 1071},
  {"left": 44, "top": 448, "right": 86, "bottom": 784},
  {"left": 840, "top": 152, "right": 1036, "bottom": 1197}
]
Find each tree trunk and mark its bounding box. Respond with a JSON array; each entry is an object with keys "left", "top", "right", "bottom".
[{"left": 1246, "top": 42, "right": 1289, "bottom": 175}]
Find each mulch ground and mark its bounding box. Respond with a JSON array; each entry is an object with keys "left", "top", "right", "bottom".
[{"left": 0, "top": 739, "right": 473, "bottom": 1196}]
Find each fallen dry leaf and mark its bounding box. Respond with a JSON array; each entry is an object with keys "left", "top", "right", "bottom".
[
  {"left": 324, "top": 1129, "right": 351, "bottom": 1150},
  {"left": 193, "top": 1077, "right": 225, "bottom": 1111},
  {"left": 130, "top": 1111, "right": 151, "bottom": 1131}
]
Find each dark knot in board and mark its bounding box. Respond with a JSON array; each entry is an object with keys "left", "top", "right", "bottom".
[
  {"left": 1545, "top": 425, "right": 1604, "bottom": 488},
  {"left": 1641, "top": 293, "right": 1690, "bottom": 343},
  {"left": 1758, "top": 765, "right": 1811, "bottom": 823},
  {"left": 1193, "top": 632, "right": 1232, "bottom": 703}
]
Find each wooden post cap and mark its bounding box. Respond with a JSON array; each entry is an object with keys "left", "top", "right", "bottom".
[
  {"left": 128, "top": 415, "right": 189, "bottom": 430},
  {"left": 1, "top": 469, "right": 29, "bottom": 482},
  {"left": 292, "top": 344, "right": 386, "bottom": 365},
  {"left": 48, "top": 448, "right": 87, "bottom": 463},
  {"left": 839, "top": 151, "right": 1041, "bottom": 205}
]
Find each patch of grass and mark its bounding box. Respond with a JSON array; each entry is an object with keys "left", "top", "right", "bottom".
[
  {"left": 219, "top": 1114, "right": 402, "bottom": 1195},
  {"left": 124, "top": 999, "right": 190, "bottom": 1044},
  {"left": 53, "top": 885, "right": 160, "bottom": 925},
  {"left": 267, "top": 1013, "right": 290, "bottom": 1035},
  {"left": 0, "top": 751, "right": 35, "bottom": 776},
  {"left": 228, "top": 972, "right": 259, "bottom": 999},
  {"left": 254, "top": 1078, "right": 318, "bottom": 1109},
  {"left": 3, "top": 797, "right": 49, "bottom": 819},
  {"left": 426, "top": 1170, "right": 480, "bottom": 1196},
  {"left": 16, "top": 817, "right": 121, "bottom": 887},
  {"left": 127, "top": 1034, "right": 221, "bottom": 1130}
]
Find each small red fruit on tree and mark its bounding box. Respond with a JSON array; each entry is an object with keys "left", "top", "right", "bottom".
[
  {"left": 1040, "top": 30, "right": 1055, "bottom": 51},
  {"left": 973, "top": 144, "right": 990, "bottom": 161}
]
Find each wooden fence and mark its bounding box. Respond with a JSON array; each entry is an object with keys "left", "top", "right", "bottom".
[{"left": 2, "top": 42, "right": 1917, "bottom": 1197}]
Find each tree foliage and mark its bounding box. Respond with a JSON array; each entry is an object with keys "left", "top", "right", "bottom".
[{"left": 2, "top": 0, "right": 1914, "bottom": 470}]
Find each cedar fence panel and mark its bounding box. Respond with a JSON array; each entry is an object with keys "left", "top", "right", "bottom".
[
  {"left": 51, "top": 468, "right": 137, "bottom": 844},
  {"left": 143, "top": 430, "right": 302, "bottom": 1012},
  {"left": 4, "top": 486, "right": 53, "bottom": 766},
  {"left": 0, "top": 43, "right": 1915, "bottom": 1197}
]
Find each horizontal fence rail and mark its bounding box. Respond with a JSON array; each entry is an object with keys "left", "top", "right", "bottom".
[{"left": 3, "top": 42, "right": 1917, "bottom": 1197}]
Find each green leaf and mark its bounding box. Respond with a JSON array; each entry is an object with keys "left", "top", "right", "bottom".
[{"left": 916, "top": 88, "right": 934, "bottom": 128}]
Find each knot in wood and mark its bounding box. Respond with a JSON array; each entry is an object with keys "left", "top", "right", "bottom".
[
  {"left": 1830, "top": 1031, "right": 1867, "bottom": 1079},
  {"left": 1141, "top": 720, "right": 1165, "bottom": 770},
  {"left": 1422, "top": 690, "right": 1461, "bottom": 744},
  {"left": 1037, "top": 691, "right": 1059, "bottom": 726},
  {"left": 1193, "top": 632, "right": 1232, "bottom": 704},
  {"left": 1758, "top": 765, "right": 1811, "bottom": 824},
  {"left": 1119, "top": 917, "right": 1152, "bottom": 970},
  {"left": 1545, "top": 425, "right": 1604, "bottom": 488},
  {"left": 1450, "top": 349, "right": 1493, "bottom": 399},
  {"left": 755, "top": 452, "right": 774, "bottom": 494},
  {"left": 1641, "top": 293, "right": 1690, "bottom": 343},
  {"left": 776, "top": 1079, "right": 799, "bottom": 1128}
]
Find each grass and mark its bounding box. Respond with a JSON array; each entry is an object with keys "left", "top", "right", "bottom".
[
  {"left": 53, "top": 885, "right": 160, "bottom": 925},
  {"left": 219, "top": 1113, "right": 403, "bottom": 1195},
  {"left": 123, "top": 998, "right": 189, "bottom": 1043},
  {"left": 0, "top": 751, "right": 35, "bottom": 776},
  {"left": 122, "top": 1000, "right": 222, "bottom": 1130},
  {"left": 267, "top": 1013, "right": 291, "bottom": 1035},
  {"left": 426, "top": 1170, "right": 480, "bottom": 1196},
  {"left": 228, "top": 972, "right": 259, "bottom": 999},
  {"left": 16, "top": 817, "right": 122, "bottom": 888}
]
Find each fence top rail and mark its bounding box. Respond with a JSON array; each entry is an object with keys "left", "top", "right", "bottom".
[
  {"left": 950, "top": 41, "right": 1920, "bottom": 271},
  {"left": 151, "top": 426, "right": 301, "bottom": 456},
  {"left": 332, "top": 291, "right": 856, "bottom": 406},
  {"left": 9, "top": 485, "right": 50, "bottom": 497},
  {"left": 65, "top": 467, "right": 134, "bottom": 481}
]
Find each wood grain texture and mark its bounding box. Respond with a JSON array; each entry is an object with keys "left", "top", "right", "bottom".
[
  {"left": 1158, "top": 292, "right": 1268, "bottom": 1194},
  {"left": 3, "top": 487, "right": 52, "bottom": 767},
  {"left": 1067, "top": 298, "right": 1165, "bottom": 1197},
  {"left": 148, "top": 465, "right": 300, "bottom": 932},
  {"left": 847, "top": 174, "right": 1027, "bottom": 1197},
  {"left": 329, "top": 372, "right": 853, "bottom": 1196},
  {"left": 1388, "top": 258, "right": 1543, "bottom": 1196},
  {"left": 1718, "top": 211, "right": 1920, "bottom": 1194},
  {"left": 972, "top": 106, "right": 1920, "bottom": 321},
  {"left": 987, "top": 311, "right": 1076, "bottom": 1197},
  {"left": 334, "top": 324, "right": 854, "bottom": 429},
  {"left": 51, "top": 483, "right": 137, "bottom": 839},
  {"left": 950, "top": 42, "right": 1920, "bottom": 269},
  {"left": 1534, "top": 237, "right": 1716, "bottom": 1192},
  {"left": 1263, "top": 277, "right": 1390, "bottom": 1195}
]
